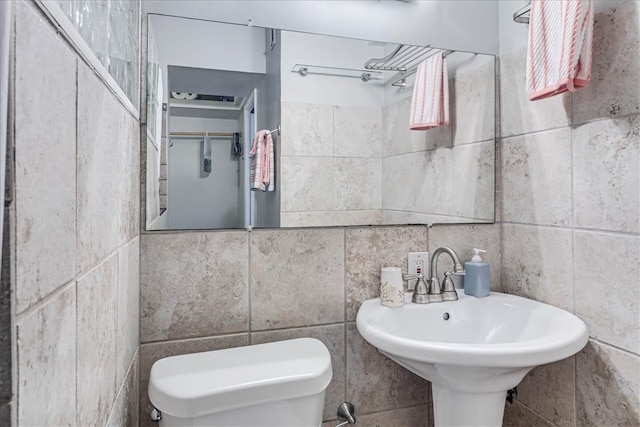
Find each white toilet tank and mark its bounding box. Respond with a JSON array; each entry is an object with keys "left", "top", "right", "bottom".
[{"left": 148, "top": 338, "right": 333, "bottom": 427}]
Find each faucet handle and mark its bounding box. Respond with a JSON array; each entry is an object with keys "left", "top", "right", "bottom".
[{"left": 441, "top": 271, "right": 459, "bottom": 301}]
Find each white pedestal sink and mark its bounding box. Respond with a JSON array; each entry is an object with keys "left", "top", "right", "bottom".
[{"left": 356, "top": 290, "right": 588, "bottom": 427}]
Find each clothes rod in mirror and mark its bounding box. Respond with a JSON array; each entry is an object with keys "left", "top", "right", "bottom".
[{"left": 291, "top": 64, "right": 383, "bottom": 82}]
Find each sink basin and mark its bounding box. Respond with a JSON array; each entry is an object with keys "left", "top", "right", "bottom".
[{"left": 356, "top": 290, "right": 588, "bottom": 427}]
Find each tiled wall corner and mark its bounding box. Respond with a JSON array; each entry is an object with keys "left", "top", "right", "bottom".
[
  {"left": 107, "top": 351, "right": 139, "bottom": 427},
  {"left": 503, "top": 400, "right": 554, "bottom": 427},
  {"left": 117, "top": 237, "right": 140, "bottom": 386},
  {"left": 576, "top": 340, "right": 640, "bottom": 426},
  {"left": 140, "top": 232, "right": 249, "bottom": 342},
  {"left": 502, "top": 224, "right": 573, "bottom": 312},
  {"left": 14, "top": 1, "right": 77, "bottom": 314},
  {"left": 250, "top": 228, "right": 344, "bottom": 330},
  {"left": 516, "top": 357, "right": 577, "bottom": 425},
  {"left": 346, "top": 322, "right": 430, "bottom": 414},
  {"left": 76, "top": 255, "right": 119, "bottom": 426}
]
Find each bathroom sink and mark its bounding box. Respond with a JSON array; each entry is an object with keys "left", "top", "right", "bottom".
[{"left": 356, "top": 290, "right": 588, "bottom": 426}]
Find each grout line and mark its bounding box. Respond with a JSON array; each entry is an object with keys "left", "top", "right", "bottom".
[
  {"left": 14, "top": 279, "right": 75, "bottom": 324},
  {"left": 588, "top": 338, "right": 640, "bottom": 358},
  {"left": 501, "top": 221, "right": 640, "bottom": 237},
  {"left": 247, "top": 231, "right": 252, "bottom": 345},
  {"left": 343, "top": 227, "right": 348, "bottom": 403}
]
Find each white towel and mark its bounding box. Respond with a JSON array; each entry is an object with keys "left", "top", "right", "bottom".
[
  {"left": 409, "top": 52, "right": 449, "bottom": 130},
  {"left": 526, "top": 0, "right": 594, "bottom": 101},
  {"left": 249, "top": 130, "right": 275, "bottom": 192}
]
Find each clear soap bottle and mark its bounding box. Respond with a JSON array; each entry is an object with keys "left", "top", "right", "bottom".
[{"left": 464, "top": 248, "right": 490, "bottom": 297}]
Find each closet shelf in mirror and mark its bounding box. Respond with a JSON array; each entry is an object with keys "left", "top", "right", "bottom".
[
  {"left": 170, "top": 131, "right": 240, "bottom": 138},
  {"left": 291, "top": 64, "right": 383, "bottom": 82}
]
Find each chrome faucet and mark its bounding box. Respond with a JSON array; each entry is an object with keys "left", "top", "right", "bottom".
[{"left": 403, "top": 247, "right": 465, "bottom": 304}]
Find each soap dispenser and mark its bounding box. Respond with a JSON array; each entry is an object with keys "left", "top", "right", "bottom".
[{"left": 464, "top": 248, "right": 490, "bottom": 297}]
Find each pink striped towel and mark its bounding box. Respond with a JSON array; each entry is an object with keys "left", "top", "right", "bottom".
[
  {"left": 410, "top": 52, "right": 449, "bottom": 130},
  {"left": 249, "top": 130, "right": 275, "bottom": 192},
  {"left": 526, "top": 0, "right": 594, "bottom": 101}
]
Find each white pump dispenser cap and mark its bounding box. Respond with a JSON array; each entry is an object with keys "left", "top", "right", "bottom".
[{"left": 472, "top": 248, "right": 487, "bottom": 262}]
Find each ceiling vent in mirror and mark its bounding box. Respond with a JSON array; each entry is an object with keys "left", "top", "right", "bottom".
[{"left": 171, "top": 92, "right": 197, "bottom": 100}]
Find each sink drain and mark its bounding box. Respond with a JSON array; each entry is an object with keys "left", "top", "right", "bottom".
[{"left": 442, "top": 312, "right": 450, "bottom": 320}]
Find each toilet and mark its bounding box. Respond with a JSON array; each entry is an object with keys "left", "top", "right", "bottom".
[{"left": 148, "top": 337, "right": 332, "bottom": 427}]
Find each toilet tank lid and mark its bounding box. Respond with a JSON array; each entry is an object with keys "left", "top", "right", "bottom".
[{"left": 148, "top": 337, "right": 333, "bottom": 419}]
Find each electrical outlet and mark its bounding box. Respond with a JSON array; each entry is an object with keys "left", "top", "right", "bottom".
[{"left": 407, "top": 252, "right": 429, "bottom": 291}]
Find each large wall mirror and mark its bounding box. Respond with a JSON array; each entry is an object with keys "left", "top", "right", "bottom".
[{"left": 144, "top": 14, "right": 496, "bottom": 231}]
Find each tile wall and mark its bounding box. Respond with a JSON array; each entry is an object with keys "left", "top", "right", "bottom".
[
  {"left": 499, "top": 1, "right": 640, "bottom": 425},
  {"left": 280, "top": 103, "right": 384, "bottom": 227},
  {"left": 382, "top": 60, "right": 496, "bottom": 225},
  {"left": 8, "top": 1, "right": 141, "bottom": 425},
  {"left": 139, "top": 224, "right": 501, "bottom": 425}
]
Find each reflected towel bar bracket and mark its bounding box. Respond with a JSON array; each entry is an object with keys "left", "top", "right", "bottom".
[
  {"left": 513, "top": 3, "right": 531, "bottom": 24},
  {"left": 269, "top": 124, "right": 281, "bottom": 136}
]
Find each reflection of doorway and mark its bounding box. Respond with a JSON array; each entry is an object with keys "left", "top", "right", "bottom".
[{"left": 243, "top": 90, "right": 257, "bottom": 229}]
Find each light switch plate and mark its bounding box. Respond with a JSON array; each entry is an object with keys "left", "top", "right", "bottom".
[{"left": 407, "top": 252, "right": 428, "bottom": 291}]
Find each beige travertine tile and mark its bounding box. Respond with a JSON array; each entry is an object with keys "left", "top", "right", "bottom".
[
  {"left": 451, "top": 59, "right": 496, "bottom": 145},
  {"left": 107, "top": 352, "right": 139, "bottom": 427},
  {"left": 384, "top": 97, "right": 415, "bottom": 156},
  {"left": 333, "top": 210, "right": 382, "bottom": 227},
  {"left": 502, "top": 224, "right": 573, "bottom": 311},
  {"left": 415, "top": 149, "right": 453, "bottom": 216},
  {"left": 280, "top": 211, "right": 334, "bottom": 227},
  {"left": 575, "top": 231, "right": 639, "bottom": 354},
  {"left": 77, "top": 63, "right": 140, "bottom": 273},
  {"left": 139, "top": 334, "right": 248, "bottom": 427},
  {"left": 346, "top": 323, "right": 429, "bottom": 414},
  {"left": 501, "top": 128, "right": 573, "bottom": 226},
  {"left": 383, "top": 153, "right": 416, "bottom": 211},
  {"left": 334, "top": 106, "right": 382, "bottom": 158},
  {"left": 500, "top": 48, "right": 572, "bottom": 138},
  {"left": 503, "top": 400, "right": 554, "bottom": 427},
  {"left": 428, "top": 223, "right": 501, "bottom": 291},
  {"left": 117, "top": 237, "right": 140, "bottom": 385},
  {"left": 140, "top": 232, "right": 249, "bottom": 342},
  {"left": 334, "top": 158, "right": 382, "bottom": 210},
  {"left": 145, "top": 138, "right": 160, "bottom": 228},
  {"left": 14, "top": 2, "right": 77, "bottom": 314},
  {"left": 76, "top": 255, "right": 118, "bottom": 427},
  {"left": 573, "top": 1, "right": 640, "bottom": 123},
  {"left": 281, "top": 102, "right": 334, "bottom": 157},
  {"left": 281, "top": 157, "right": 334, "bottom": 212},
  {"left": 451, "top": 141, "right": 495, "bottom": 221},
  {"left": 250, "top": 229, "right": 344, "bottom": 330},
  {"left": 346, "top": 404, "right": 430, "bottom": 426},
  {"left": 252, "top": 324, "right": 345, "bottom": 421},
  {"left": 573, "top": 116, "right": 640, "bottom": 233},
  {"left": 345, "top": 225, "right": 428, "bottom": 320},
  {"left": 576, "top": 340, "right": 640, "bottom": 426},
  {"left": 17, "top": 285, "right": 76, "bottom": 426},
  {"left": 517, "top": 357, "right": 576, "bottom": 426}
]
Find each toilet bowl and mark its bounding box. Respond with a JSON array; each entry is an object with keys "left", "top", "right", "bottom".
[{"left": 148, "top": 337, "right": 332, "bottom": 427}]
